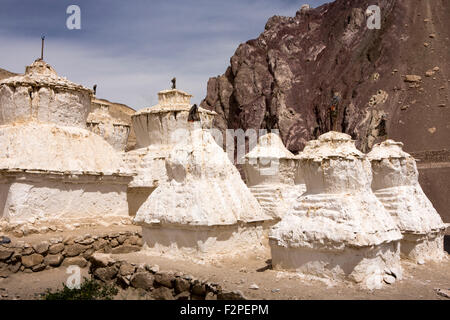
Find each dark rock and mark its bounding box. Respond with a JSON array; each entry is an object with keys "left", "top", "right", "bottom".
[
  {"left": 124, "top": 235, "right": 140, "bottom": 246},
  {"left": 0, "top": 248, "right": 13, "bottom": 261},
  {"left": 117, "top": 235, "right": 126, "bottom": 244},
  {"left": 33, "top": 242, "right": 49, "bottom": 255},
  {"left": 44, "top": 254, "right": 64, "bottom": 267},
  {"left": 217, "top": 290, "right": 247, "bottom": 300},
  {"left": 116, "top": 274, "right": 130, "bottom": 288},
  {"left": 62, "top": 257, "right": 88, "bottom": 268},
  {"left": 154, "top": 272, "right": 174, "bottom": 288},
  {"left": 8, "top": 262, "right": 21, "bottom": 273},
  {"left": 77, "top": 237, "right": 95, "bottom": 245},
  {"left": 21, "top": 254, "right": 44, "bottom": 268},
  {"left": 93, "top": 266, "right": 118, "bottom": 282},
  {"left": 174, "top": 277, "right": 191, "bottom": 294},
  {"left": 48, "top": 243, "right": 64, "bottom": 255},
  {"left": 175, "top": 291, "right": 190, "bottom": 300},
  {"left": 32, "top": 263, "right": 46, "bottom": 272},
  {"left": 119, "top": 262, "right": 136, "bottom": 276},
  {"left": 93, "top": 238, "right": 108, "bottom": 251},
  {"left": 152, "top": 287, "right": 174, "bottom": 300},
  {"left": 0, "top": 236, "right": 11, "bottom": 244},
  {"left": 89, "top": 253, "right": 115, "bottom": 268},
  {"left": 64, "top": 244, "right": 88, "bottom": 257},
  {"left": 110, "top": 239, "right": 119, "bottom": 248},
  {"left": 0, "top": 262, "right": 9, "bottom": 277},
  {"left": 21, "top": 247, "right": 34, "bottom": 256},
  {"left": 205, "top": 292, "right": 217, "bottom": 300},
  {"left": 130, "top": 272, "right": 154, "bottom": 290},
  {"left": 82, "top": 248, "right": 95, "bottom": 259},
  {"left": 191, "top": 282, "right": 206, "bottom": 296}
]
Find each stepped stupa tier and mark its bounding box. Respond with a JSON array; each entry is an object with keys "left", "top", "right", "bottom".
[
  {"left": 87, "top": 99, "right": 131, "bottom": 151},
  {"left": 0, "top": 59, "right": 92, "bottom": 128},
  {"left": 367, "top": 140, "right": 446, "bottom": 263},
  {"left": 125, "top": 88, "right": 217, "bottom": 216},
  {"left": 269, "top": 132, "right": 403, "bottom": 289},
  {"left": 134, "top": 128, "right": 272, "bottom": 260},
  {"left": 244, "top": 133, "right": 306, "bottom": 220},
  {"left": 0, "top": 59, "right": 133, "bottom": 226},
  {"left": 132, "top": 89, "right": 215, "bottom": 149}
]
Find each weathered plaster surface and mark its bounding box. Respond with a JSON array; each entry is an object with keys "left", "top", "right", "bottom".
[
  {"left": 368, "top": 140, "right": 446, "bottom": 262},
  {"left": 269, "top": 132, "right": 403, "bottom": 289},
  {"left": 87, "top": 104, "right": 130, "bottom": 151},
  {"left": 244, "top": 133, "right": 306, "bottom": 219},
  {"left": 0, "top": 60, "right": 92, "bottom": 128},
  {"left": 135, "top": 128, "right": 271, "bottom": 259}
]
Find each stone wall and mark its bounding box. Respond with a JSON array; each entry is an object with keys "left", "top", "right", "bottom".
[
  {"left": 0, "top": 231, "right": 142, "bottom": 278},
  {"left": 89, "top": 253, "right": 247, "bottom": 300}
]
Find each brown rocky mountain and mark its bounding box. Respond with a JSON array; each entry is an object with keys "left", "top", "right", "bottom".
[
  {"left": 201, "top": 0, "right": 450, "bottom": 222},
  {"left": 0, "top": 68, "right": 17, "bottom": 81}
]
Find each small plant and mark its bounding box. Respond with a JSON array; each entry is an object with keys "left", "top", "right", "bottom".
[{"left": 43, "top": 278, "right": 118, "bottom": 300}]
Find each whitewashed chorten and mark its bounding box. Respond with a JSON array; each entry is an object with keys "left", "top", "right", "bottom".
[
  {"left": 244, "top": 133, "right": 306, "bottom": 220},
  {"left": 269, "top": 132, "right": 403, "bottom": 289},
  {"left": 124, "top": 88, "right": 216, "bottom": 216},
  {"left": 0, "top": 59, "right": 132, "bottom": 227},
  {"left": 368, "top": 140, "right": 447, "bottom": 263},
  {"left": 134, "top": 128, "right": 272, "bottom": 260}
]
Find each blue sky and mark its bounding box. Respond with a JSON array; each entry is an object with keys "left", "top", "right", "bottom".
[{"left": 0, "top": 0, "right": 328, "bottom": 109}]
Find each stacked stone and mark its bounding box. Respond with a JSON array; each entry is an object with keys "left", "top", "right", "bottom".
[
  {"left": 134, "top": 128, "right": 271, "bottom": 260},
  {"left": 269, "top": 132, "right": 403, "bottom": 289},
  {"left": 87, "top": 98, "right": 130, "bottom": 151},
  {"left": 0, "top": 59, "right": 132, "bottom": 226},
  {"left": 244, "top": 133, "right": 306, "bottom": 220},
  {"left": 89, "top": 253, "right": 247, "bottom": 300},
  {"left": 125, "top": 88, "right": 216, "bottom": 216},
  {"left": 0, "top": 232, "right": 142, "bottom": 277},
  {"left": 367, "top": 140, "right": 446, "bottom": 263}
]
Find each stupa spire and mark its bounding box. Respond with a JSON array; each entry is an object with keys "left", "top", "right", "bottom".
[{"left": 40, "top": 35, "right": 45, "bottom": 60}]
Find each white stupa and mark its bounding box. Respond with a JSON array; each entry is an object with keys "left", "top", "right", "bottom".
[
  {"left": 134, "top": 128, "right": 272, "bottom": 260},
  {"left": 87, "top": 98, "right": 131, "bottom": 151},
  {"left": 269, "top": 132, "right": 403, "bottom": 289},
  {"left": 124, "top": 88, "right": 216, "bottom": 216},
  {"left": 368, "top": 140, "right": 447, "bottom": 263},
  {"left": 0, "top": 59, "right": 132, "bottom": 227},
  {"left": 244, "top": 133, "right": 306, "bottom": 220}
]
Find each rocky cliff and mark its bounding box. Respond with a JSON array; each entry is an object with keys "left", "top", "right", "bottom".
[
  {"left": 201, "top": 0, "right": 450, "bottom": 222},
  {"left": 0, "top": 68, "right": 17, "bottom": 81}
]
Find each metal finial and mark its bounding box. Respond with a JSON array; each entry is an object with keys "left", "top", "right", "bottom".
[
  {"left": 40, "top": 35, "right": 45, "bottom": 60},
  {"left": 171, "top": 77, "right": 176, "bottom": 90}
]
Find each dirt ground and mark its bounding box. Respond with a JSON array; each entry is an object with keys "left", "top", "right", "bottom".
[{"left": 1, "top": 234, "right": 449, "bottom": 300}]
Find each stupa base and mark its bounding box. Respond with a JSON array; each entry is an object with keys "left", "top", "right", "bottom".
[
  {"left": 141, "top": 222, "right": 273, "bottom": 262},
  {"left": 401, "top": 232, "right": 446, "bottom": 263},
  {"left": 270, "top": 240, "right": 402, "bottom": 290},
  {"left": 0, "top": 172, "right": 130, "bottom": 224}
]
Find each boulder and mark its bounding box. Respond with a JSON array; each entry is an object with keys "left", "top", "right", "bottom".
[{"left": 21, "top": 254, "right": 44, "bottom": 268}]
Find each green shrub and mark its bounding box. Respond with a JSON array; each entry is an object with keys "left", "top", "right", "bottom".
[{"left": 43, "top": 278, "right": 118, "bottom": 300}]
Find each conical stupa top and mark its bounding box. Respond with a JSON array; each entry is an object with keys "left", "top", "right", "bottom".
[
  {"left": 367, "top": 140, "right": 411, "bottom": 160},
  {"left": 135, "top": 88, "right": 215, "bottom": 115},
  {"left": 246, "top": 133, "right": 294, "bottom": 159},
  {"left": 0, "top": 59, "right": 92, "bottom": 93},
  {"left": 299, "top": 131, "right": 364, "bottom": 161}
]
